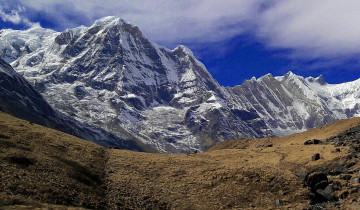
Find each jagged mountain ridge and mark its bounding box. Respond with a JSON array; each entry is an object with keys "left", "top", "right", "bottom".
[
  {"left": 0, "top": 57, "right": 153, "bottom": 152},
  {"left": 0, "top": 17, "right": 267, "bottom": 153},
  {"left": 228, "top": 72, "right": 360, "bottom": 136},
  {"left": 1, "top": 16, "right": 360, "bottom": 153}
]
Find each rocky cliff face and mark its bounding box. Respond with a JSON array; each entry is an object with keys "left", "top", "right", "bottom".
[
  {"left": 0, "top": 57, "right": 58, "bottom": 126},
  {"left": 0, "top": 57, "right": 152, "bottom": 152},
  {"left": 0, "top": 17, "right": 268, "bottom": 153},
  {"left": 2, "top": 16, "right": 360, "bottom": 153},
  {"left": 228, "top": 72, "right": 360, "bottom": 136}
]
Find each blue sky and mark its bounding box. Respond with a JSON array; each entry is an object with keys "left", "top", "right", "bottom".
[{"left": 1, "top": 0, "right": 360, "bottom": 86}]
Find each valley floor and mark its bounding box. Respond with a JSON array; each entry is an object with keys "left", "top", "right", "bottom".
[{"left": 1, "top": 111, "right": 360, "bottom": 209}]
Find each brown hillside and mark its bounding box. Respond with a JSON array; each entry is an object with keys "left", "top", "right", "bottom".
[
  {"left": 1, "top": 111, "right": 360, "bottom": 209},
  {"left": 0, "top": 112, "right": 106, "bottom": 209}
]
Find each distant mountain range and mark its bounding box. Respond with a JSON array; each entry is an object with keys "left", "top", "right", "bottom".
[
  {"left": 1, "top": 16, "right": 359, "bottom": 153},
  {"left": 228, "top": 72, "right": 360, "bottom": 136}
]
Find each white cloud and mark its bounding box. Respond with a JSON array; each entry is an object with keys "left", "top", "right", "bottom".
[
  {"left": 257, "top": 0, "right": 360, "bottom": 59},
  {"left": 3, "top": 0, "right": 360, "bottom": 60},
  {"left": 0, "top": 7, "right": 21, "bottom": 24},
  {"left": 0, "top": 5, "right": 38, "bottom": 27},
  {"left": 15, "top": 0, "right": 264, "bottom": 45}
]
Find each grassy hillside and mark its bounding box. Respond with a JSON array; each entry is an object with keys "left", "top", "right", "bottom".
[
  {"left": 1, "top": 111, "right": 360, "bottom": 209},
  {"left": 0, "top": 112, "right": 106, "bottom": 209}
]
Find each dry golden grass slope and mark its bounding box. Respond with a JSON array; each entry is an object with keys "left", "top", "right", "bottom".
[
  {"left": 0, "top": 112, "right": 106, "bottom": 209},
  {"left": 1, "top": 111, "right": 360, "bottom": 209}
]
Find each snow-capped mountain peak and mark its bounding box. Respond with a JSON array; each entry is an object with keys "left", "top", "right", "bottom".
[
  {"left": 173, "top": 45, "right": 195, "bottom": 57},
  {"left": 282, "top": 71, "right": 303, "bottom": 81},
  {"left": 229, "top": 71, "right": 360, "bottom": 136},
  {"left": 2, "top": 16, "right": 360, "bottom": 153},
  {"left": 94, "top": 16, "right": 123, "bottom": 26},
  {"left": 0, "top": 16, "right": 268, "bottom": 153}
]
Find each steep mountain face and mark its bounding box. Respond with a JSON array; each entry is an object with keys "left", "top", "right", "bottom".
[
  {"left": 0, "top": 57, "right": 152, "bottom": 152},
  {"left": 228, "top": 72, "right": 360, "bottom": 136},
  {"left": 2, "top": 16, "right": 359, "bottom": 153},
  {"left": 0, "top": 57, "right": 59, "bottom": 126},
  {"left": 0, "top": 17, "right": 268, "bottom": 153}
]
